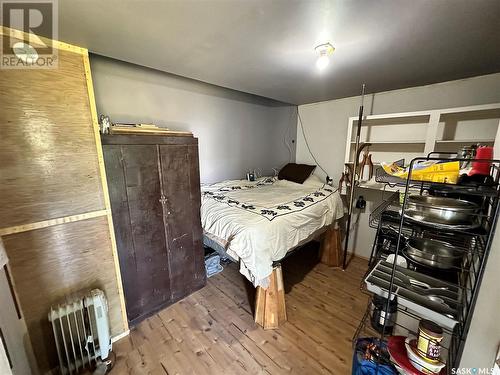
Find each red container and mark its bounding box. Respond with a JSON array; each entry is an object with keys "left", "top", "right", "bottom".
[{"left": 469, "top": 146, "right": 493, "bottom": 176}]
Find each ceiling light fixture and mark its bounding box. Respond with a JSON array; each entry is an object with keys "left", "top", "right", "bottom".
[{"left": 315, "top": 42, "right": 335, "bottom": 71}]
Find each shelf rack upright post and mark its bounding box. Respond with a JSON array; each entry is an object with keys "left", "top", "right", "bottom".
[{"left": 353, "top": 155, "right": 500, "bottom": 374}]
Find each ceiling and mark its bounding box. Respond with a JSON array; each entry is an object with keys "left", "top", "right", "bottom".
[{"left": 57, "top": 0, "right": 500, "bottom": 105}]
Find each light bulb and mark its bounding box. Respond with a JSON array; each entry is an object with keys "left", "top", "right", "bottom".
[
  {"left": 316, "top": 54, "right": 330, "bottom": 70},
  {"left": 314, "top": 42, "right": 334, "bottom": 71}
]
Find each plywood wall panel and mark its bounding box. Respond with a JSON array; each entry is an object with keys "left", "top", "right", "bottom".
[
  {"left": 0, "top": 47, "right": 105, "bottom": 228},
  {"left": 0, "top": 27, "right": 127, "bottom": 374},
  {"left": 2, "top": 216, "right": 124, "bottom": 372}
]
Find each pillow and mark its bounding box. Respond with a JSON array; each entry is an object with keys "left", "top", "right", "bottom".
[
  {"left": 278, "top": 163, "right": 316, "bottom": 184},
  {"left": 303, "top": 174, "right": 325, "bottom": 188}
]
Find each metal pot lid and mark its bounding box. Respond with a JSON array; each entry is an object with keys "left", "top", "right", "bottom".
[{"left": 408, "top": 195, "right": 479, "bottom": 211}]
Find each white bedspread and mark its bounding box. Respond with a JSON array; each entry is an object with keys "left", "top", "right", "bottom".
[{"left": 200, "top": 177, "right": 344, "bottom": 287}]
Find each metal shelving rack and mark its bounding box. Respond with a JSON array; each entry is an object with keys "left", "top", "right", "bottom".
[{"left": 353, "top": 154, "right": 500, "bottom": 374}]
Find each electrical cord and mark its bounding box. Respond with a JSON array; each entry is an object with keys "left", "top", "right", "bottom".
[
  {"left": 297, "top": 107, "right": 330, "bottom": 178},
  {"left": 283, "top": 106, "right": 295, "bottom": 163},
  {"left": 104, "top": 350, "right": 116, "bottom": 373}
]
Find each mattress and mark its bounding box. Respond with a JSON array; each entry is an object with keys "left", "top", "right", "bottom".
[
  {"left": 203, "top": 231, "right": 236, "bottom": 262},
  {"left": 201, "top": 176, "right": 344, "bottom": 287}
]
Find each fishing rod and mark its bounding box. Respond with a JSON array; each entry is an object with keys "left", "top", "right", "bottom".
[{"left": 343, "top": 84, "right": 368, "bottom": 270}]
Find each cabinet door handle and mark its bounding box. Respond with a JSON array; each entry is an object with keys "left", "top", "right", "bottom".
[{"left": 159, "top": 196, "right": 171, "bottom": 215}]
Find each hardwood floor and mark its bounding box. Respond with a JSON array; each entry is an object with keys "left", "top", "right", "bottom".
[{"left": 111, "top": 244, "right": 370, "bottom": 374}]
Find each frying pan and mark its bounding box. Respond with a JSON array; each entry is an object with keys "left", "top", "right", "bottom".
[
  {"left": 403, "top": 237, "right": 464, "bottom": 270},
  {"left": 405, "top": 195, "right": 479, "bottom": 227},
  {"left": 383, "top": 226, "right": 464, "bottom": 270}
]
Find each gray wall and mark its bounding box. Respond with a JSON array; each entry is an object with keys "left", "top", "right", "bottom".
[
  {"left": 297, "top": 73, "right": 500, "bottom": 184},
  {"left": 297, "top": 73, "right": 500, "bottom": 259},
  {"left": 297, "top": 73, "right": 500, "bottom": 260},
  {"left": 90, "top": 54, "right": 297, "bottom": 183},
  {"left": 295, "top": 73, "right": 500, "bottom": 369}
]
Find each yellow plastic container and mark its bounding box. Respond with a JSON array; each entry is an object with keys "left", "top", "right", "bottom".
[{"left": 382, "top": 161, "right": 459, "bottom": 184}]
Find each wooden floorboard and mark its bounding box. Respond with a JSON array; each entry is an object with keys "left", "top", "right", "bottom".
[{"left": 111, "top": 244, "right": 370, "bottom": 374}]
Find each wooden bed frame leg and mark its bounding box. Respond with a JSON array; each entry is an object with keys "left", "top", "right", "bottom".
[
  {"left": 320, "top": 227, "right": 342, "bottom": 267},
  {"left": 254, "top": 264, "right": 287, "bottom": 330}
]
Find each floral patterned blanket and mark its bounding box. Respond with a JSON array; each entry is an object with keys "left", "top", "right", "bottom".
[{"left": 201, "top": 177, "right": 344, "bottom": 287}]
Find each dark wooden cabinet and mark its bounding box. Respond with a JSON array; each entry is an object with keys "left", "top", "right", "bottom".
[{"left": 102, "top": 135, "right": 206, "bottom": 326}]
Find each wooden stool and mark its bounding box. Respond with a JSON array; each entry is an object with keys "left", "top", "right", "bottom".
[
  {"left": 254, "top": 264, "right": 287, "bottom": 329},
  {"left": 320, "top": 227, "right": 342, "bottom": 267}
]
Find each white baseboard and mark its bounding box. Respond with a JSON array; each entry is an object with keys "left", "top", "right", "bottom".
[{"left": 111, "top": 329, "right": 130, "bottom": 344}]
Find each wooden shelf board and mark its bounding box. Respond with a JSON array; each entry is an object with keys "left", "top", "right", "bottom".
[
  {"left": 354, "top": 116, "right": 431, "bottom": 127},
  {"left": 345, "top": 102, "right": 500, "bottom": 172},
  {"left": 350, "top": 113, "right": 432, "bottom": 124},
  {"left": 439, "top": 104, "right": 500, "bottom": 116},
  {"left": 346, "top": 161, "right": 382, "bottom": 166},
  {"left": 350, "top": 141, "right": 426, "bottom": 144},
  {"left": 344, "top": 181, "right": 400, "bottom": 192},
  {"left": 348, "top": 103, "right": 500, "bottom": 124},
  {"left": 359, "top": 182, "right": 400, "bottom": 192},
  {"left": 435, "top": 139, "right": 495, "bottom": 144}
]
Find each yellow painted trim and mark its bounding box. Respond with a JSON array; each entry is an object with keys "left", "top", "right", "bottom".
[
  {"left": 0, "top": 210, "right": 108, "bottom": 236},
  {"left": 0, "top": 26, "right": 87, "bottom": 55},
  {"left": 111, "top": 329, "right": 130, "bottom": 344},
  {"left": 82, "top": 52, "right": 129, "bottom": 332}
]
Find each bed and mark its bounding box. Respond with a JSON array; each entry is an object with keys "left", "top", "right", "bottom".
[{"left": 200, "top": 171, "right": 345, "bottom": 328}]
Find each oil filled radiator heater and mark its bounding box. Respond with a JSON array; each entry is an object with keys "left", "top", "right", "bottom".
[{"left": 48, "top": 289, "right": 111, "bottom": 374}]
